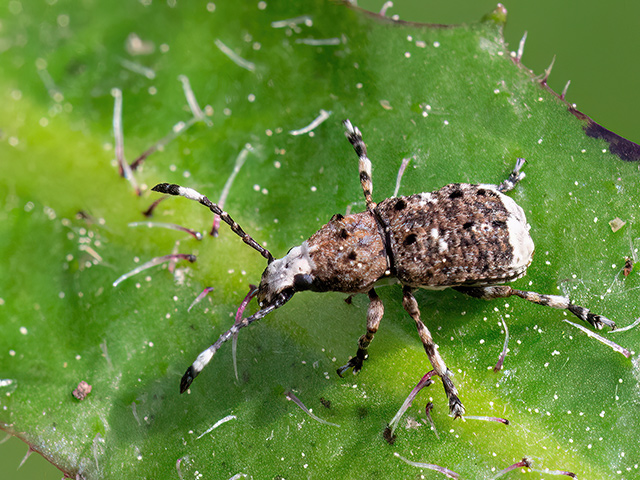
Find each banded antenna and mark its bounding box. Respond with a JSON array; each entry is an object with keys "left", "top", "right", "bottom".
[
  {"left": 152, "top": 183, "right": 274, "bottom": 263},
  {"left": 178, "top": 293, "right": 291, "bottom": 393}
]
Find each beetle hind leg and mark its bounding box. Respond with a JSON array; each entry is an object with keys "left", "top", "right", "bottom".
[
  {"left": 455, "top": 285, "right": 616, "bottom": 330},
  {"left": 337, "top": 289, "right": 384, "bottom": 376},
  {"left": 402, "top": 286, "right": 465, "bottom": 418}
]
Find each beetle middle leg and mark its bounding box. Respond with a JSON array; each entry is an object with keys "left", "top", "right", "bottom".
[
  {"left": 337, "top": 288, "right": 384, "bottom": 376},
  {"left": 402, "top": 286, "right": 465, "bottom": 418},
  {"left": 455, "top": 285, "right": 616, "bottom": 330}
]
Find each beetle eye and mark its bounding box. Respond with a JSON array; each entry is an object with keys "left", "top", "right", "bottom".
[{"left": 292, "top": 273, "right": 313, "bottom": 291}]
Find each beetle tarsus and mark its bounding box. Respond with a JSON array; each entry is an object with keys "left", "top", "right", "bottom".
[
  {"left": 567, "top": 304, "right": 616, "bottom": 330},
  {"left": 448, "top": 396, "right": 465, "bottom": 419},
  {"left": 336, "top": 352, "right": 366, "bottom": 377}
]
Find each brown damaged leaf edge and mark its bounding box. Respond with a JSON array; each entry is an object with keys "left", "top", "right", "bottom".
[
  {"left": 570, "top": 108, "right": 640, "bottom": 162},
  {"left": 506, "top": 25, "right": 640, "bottom": 161},
  {"left": 347, "top": 0, "right": 640, "bottom": 163}
]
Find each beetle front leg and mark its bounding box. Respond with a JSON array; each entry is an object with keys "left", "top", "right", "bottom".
[
  {"left": 338, "top": 288, "right": 384, "bottom": 376},
  {"left": 402, "top": 286, "right": 465, "bottom": 418}
]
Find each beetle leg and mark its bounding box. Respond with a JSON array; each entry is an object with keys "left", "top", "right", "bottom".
[
  {"left": 337, "top": 288, "right": 384, "bottom": 376},
  {"left": 455, "top": 285, "right": 616, "bottom": 330},
  {"left": 497, "top": 157, "right": 526, "bottom": 193},
  {"left": 343, "top": 119, "right": 377, "bottom": 211},
  {"left": 402, "top": 286, "right": 465, "bottom": 419}
]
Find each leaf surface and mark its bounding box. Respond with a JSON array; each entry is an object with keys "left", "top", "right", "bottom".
[{"left": 1, "top": 1, "right": 639, "bottom": 478}]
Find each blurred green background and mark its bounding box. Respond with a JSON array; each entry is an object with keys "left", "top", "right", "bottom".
[{"left": 2, "top": 0, "right": 639, "bottom": 477}]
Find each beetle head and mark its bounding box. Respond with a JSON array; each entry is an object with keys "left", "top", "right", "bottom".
[{"left": 257, "top": 242, "right": 316, "bottom": 308}]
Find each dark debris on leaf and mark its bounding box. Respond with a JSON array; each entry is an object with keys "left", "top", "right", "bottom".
[{"left": 72, "top": 381, "right": 92, "bottom": 401}]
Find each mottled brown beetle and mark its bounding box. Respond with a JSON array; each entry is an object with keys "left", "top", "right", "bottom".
[{"left": 152, "top": 120, "right": 616, "bottom": 417}]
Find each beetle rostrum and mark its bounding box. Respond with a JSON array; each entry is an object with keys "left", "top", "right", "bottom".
[{"left": 152, "top": 120, "right": 616, "bottom": 418}]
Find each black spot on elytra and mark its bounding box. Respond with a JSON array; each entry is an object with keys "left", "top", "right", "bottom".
[
  {"left": 492, "top": 220, "right": 507, "bottom": 229},
  {"left": 331, "top": 213, "right": 344, "bottom": 222},
  {"left": 340, "top": 229, "right": 349, "bottom": 239},
  {"left": 360, "top": 171, "right": 370, "bottom": 183},
  {"left": 449, "top": 189, "right": 463, "bottom": 199},
  {"left": 394, "top": 198, "right": 406, "bottom": 211},
  {"left": 463, "top": 221, "right": 474, "bottom": 229},
  {"left": 403, "top": 233, "right": 417, "bottom": 245},
  {"left": 348, "top": 251, "right": 357, "bottom": 260},
  {"left": 477, "top": 189, "right": 486, "bottom": 196}
]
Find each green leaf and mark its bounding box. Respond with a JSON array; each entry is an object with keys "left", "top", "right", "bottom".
[{"left": 1, "top": 1, "right": 639, "bottom": 478}]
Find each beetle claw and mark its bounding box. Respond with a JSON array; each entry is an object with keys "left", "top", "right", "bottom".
[{"left": 337, "top": 355, "right": 365, "bottom": 377}]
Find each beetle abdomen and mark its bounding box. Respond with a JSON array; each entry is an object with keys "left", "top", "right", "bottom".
[{"left": 376, "top": 183, "right": 534, "bottom": 288}]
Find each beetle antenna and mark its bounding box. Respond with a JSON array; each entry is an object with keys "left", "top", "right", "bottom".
[
  {"left": 179, "top": 292, "right": 292, "bottom": 393},
  {"left": 152, "top": 183, "right": 274, "bottom": 263}
]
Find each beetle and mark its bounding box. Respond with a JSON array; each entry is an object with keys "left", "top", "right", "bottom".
[{"left": 152, "top": 120, "right": 616, "bottom": 417}]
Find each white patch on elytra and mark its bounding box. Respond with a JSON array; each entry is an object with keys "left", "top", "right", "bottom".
[
  {"left": 499, "top": 192, "right": 534, "bottom": 273},
  {"left": 418, "top": 192, "right": 433, "bottom": 207},
  {"left": 477, "top": 183, "right": 500, "bottom": 192}
]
